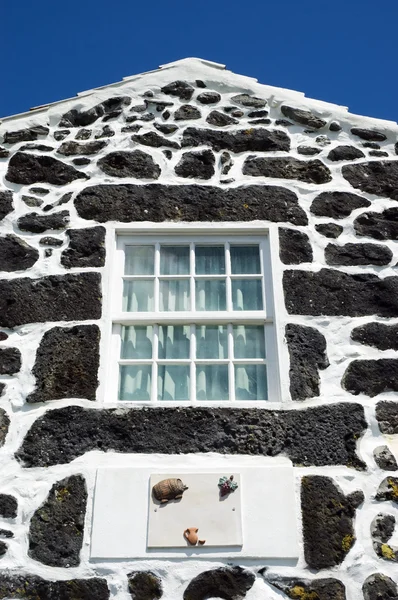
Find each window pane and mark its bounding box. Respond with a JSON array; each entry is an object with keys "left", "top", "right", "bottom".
[
  {"left": 160, "top": 246, "right": 190, "bottom": 275},
  {"left": 158, "top": 365, "right": 190, "bottom": 400},
  {"left": 232, "top": 280, "right": 263, "bottom": 310},
  {"left": 125, "top": 246, "right": 154, "bottom": 275},
  {"left": 121, "top": 326, "right": 153, "bottom": 359},
  {"left": 158, "top": 326, "right": 190, "bottom": 359},
  {"left": 230, "top": 246, "right": 261, "bottom": 274},
  {"left": 195, "top": 246, "right": 225, "bottom": 275},
  {"left": 195, "top": 280, "right": 226, "bottom": 311},
  {"left": 233, "top": 325, "right": 265, "bottom": 358},
  {"left": 123, "top": 280, "right": 154, "bottom": 312},
  {"left": 196, "top": 326, "right": 228, "bottom": 359},
  {"left": 119, "top": 365, "right": 152, "bottom": 400},
  {"left": 160, "top": 280, "right": 190, "bottom": 311},
  {"left": 235, "top": 365, "right": 268, "bottom": 400},
  {"left": 196, "top": 365, "right": 229, "bottom": 400}
]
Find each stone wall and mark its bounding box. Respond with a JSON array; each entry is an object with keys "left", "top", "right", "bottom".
[{"left": 0, "top": 58, "right": 397, "bottom": 599}]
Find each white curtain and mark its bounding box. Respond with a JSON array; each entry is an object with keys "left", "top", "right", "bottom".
[
  {"left": 125, "top": 245, "right": 154, "bottom": 275},
  {"left": 196, "top": 365, "right": 229, "bottom": 400},
  {"left": 158, "top": 365, "right": 190, "bottom": 400},
  {"left": 230, "top": 246, "right": 260, "bottom": 274},
  {"left": 119, "top": 365, "right": 151, "bottom": 400},
  {"left": 235, "top": 365, "right": 267, "bottom": 400},
  {"left": 195, "top": 246, "right": 225, "bottom": 274}
]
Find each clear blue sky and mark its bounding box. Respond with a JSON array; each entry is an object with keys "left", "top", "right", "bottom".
[{"left": 2, "top": 0, "right": 397, "bottom": 122}]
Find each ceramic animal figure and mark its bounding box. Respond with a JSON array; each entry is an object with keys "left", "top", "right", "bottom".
[
  {"left": 152, "top": 478, "right": 188, "bottom": 503},
  {"left": 184, "top": 527, "right": 199, "bottom": 545}
]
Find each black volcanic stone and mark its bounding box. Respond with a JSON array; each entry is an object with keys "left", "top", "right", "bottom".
[
  {"left": 0, "top": 191, "right": 13, "bottom": 221},
  {"left": 343, "top": 160, "right": 398, "bottom": 199},
  {"left": 281, "top": 105, "right": 326, "bottom": 129},
  {"left": 342, "top": 359, "right": 398, "bottom": 397},
  {"left": 197, "top": 92, "right": 221, "bottom": 104},
  {"left": 17, "top": 211, "right": 69, "bottom": 233},
  {"left": 73, "top": 157, "right": 90, "bottom": 166},
  {"left": 315, "top": 223, "right": 343, "bottom": 238},
  {"left": 327, "top": 145, "right": 365, "bottom": 161},
  {"left": 139, "top": 114, "right": 155, "bottom": 123},
  {"left": 0, "top": 575, "right": 109, "bottom": 600},
  {"left": 284, "top": 268, "right": 398, "bottom": 317},
  {"left": 39, "top": 237, "right": 63, "bottom": 247},
  {"left": 0, "top": 348, "right": 21, "bottom": 375},
  {"left": 57, "top": 140, "right": 107, "bottom": 156},
  {"left": 175, "top": 150, "right": 215, "bottom": 180},
  {"left": 16, "top": 403, "right": 366, "bottom": 469},
  {"left": 29, "top": 475, "right": 87, "bottom": 567},
  {"left": 6, "top": 153, "right": 88, "bottom": 185},
  {"left": 132, "top": 131, "right": 180, "bottom": 149},
  {"left": 311, "top": 191, "right": 370, "bottom": 219},
  {"left": 376, "top": 477, "right": 398, "bottom": 504},
  {"left": 374, "top": 446, "right": 398, "bottom": 471},
  {"left": 53, "top": 130, "right": 70, "bottom": 141},
  {"left": 0, "top": 235, "right": 39, "bottom": 271},
  {"left": 154, "top": 123, "right": 178, "bottom": 134},
  {"left": 19, "top": 144, "right": 54, "bottom": 152},
  {"left": 0, "top": 273, "right": 101, "bottom": 328},
  {"left": 363, "top": 142, "right": 381, "bottom": 149},
  {"left": 61, "top": 226, "right": 105, "bottom": 268},
  {"left": 196, "top": 80, "right": 206, "bottom": 88},
  {"left": 161, "top": 81, "right": 194, "bottom": 101},
  {"left": 95, "top": 125, "right": 115, "bottom": 138},
  {"left": 351, "top": 128, "right": 387, "bottom": 142},
  {"left": 0, "top": 495, "right": 17, "bottom": 519},
  {"left": 377, "top": 402, "right": 398, "bottom": 434},
  {"left": 243, "top": 156, "right": 332, "bottom": 184},
  {"left": 98, "top": 151, "right": 160, "bottom": 179},
  {"left": 0, "top": 147, "right": 9, "bottom": 158},
  {"left": 285, "top": 324, "right": 329, "bottom": 401},
  {"left": 354, "top": 207, "right": 398, "bottom": 240},
  {"left": 301, "top": 476, "right": 360, "bottom": 569},
  {"left": 369, "top": 150, "right": 389, "bottom": 157},
  {"left": 220, "top": 152, "right": 233, "bottom": 175},
  {"left": 275, "top": 119, "right": 293, "bottom": 127},
  {"left": 267, "top": 576, "right": 346, "bottom": 600},
  {"left": 27, "top": 324, "right": 100, "bottom": 403},
  {"left": 60, "top": 97, "right": 130, "bottom": 128},
  {"left": 182, "top": 127, "right": 290, "bottom": 152},
  {"left": 371, "top": 513, "right": 396, "bottom": 543},
  {"left": 75, "top": 184, "right": 307, "bottom": 225},
  {"left": 279, "top": 228, "right": 312, "bottom": 264},
  {"left": 206, "top": 111, "right": 238, "bottom": 127},
  {"left": 75, "top": 129, "right": 92, "bottom": 140},
  {"left": 29, "top": 187, "right": 49, "bottom": 195},
  {"left": 3, "top": 126, "right": 49, "bottom": 144},
  {"left": 22, "top": 195, "right": 43, "bottom": 207},
  {"left": 0, "top": 529, "right": 13, "bottom": 538},
  {"left": 297, "top": 146, "right": 321, "bottom": 156},
  {"left": 248, "top": 118, "right": 271, "bottom": 125},
  {"left": 0, "top": 413, "right": 9, "bottom": 448},
  {"left": 231, "top": 94, "right": 266, "bottom": 108},
  {"left": 174, "top": 105, "right": 201, "bottom": 121},
  {"left": 247, "top": 110, "right": 269, "bottom": 118},
  {"left": 363, "top": 574, "right": 398, "bottom": 600},
  {"left": 329, "top": 121, "right": 342, "bottom": 132},
  {"left": 128, "top": 571, "right": 162, "bottom": 600},
  {"left": 183, "top": 567, "right": 255, "bottom": 600},
  {"left": 325, "top": 242, "right": 392, "bottom": 266},
  {"left": 351, "top": 322, "right": 398, "bottom": 351}
]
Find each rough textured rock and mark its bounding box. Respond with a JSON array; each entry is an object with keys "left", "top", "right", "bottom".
[
  {"left": 374, "top": 446, "right": 398, "bottom": 471},
  {"left": 371, "top": 513, "right": 395, "bottom": 542},
  {"left": 0, "top": 273, "right": 102, "bottom": 328},
  {"left": 284, "top": 269, "right": 398, "bottom": 317},
  {"left": 60, "top": 97, "right": 130, "bottom": 127},
  {"left": 342, "top": 359, "right": 398, "bottom": 397},
  {"left": 342, "top": 161, "right": 398, "bottom": 199},
  {"left": 75, "top": 183, "right": 307, "bottom": 225},
  {"left": 243, "top": 156, "right": 332, "bottom": 184},
  {"left": 161, "top": 81, "right": 194, "bottom": 100},
  {"left": 206, "top": 111, "right": 238, "bottom": 127},
  {"left": 153, "top": 123, "right": 178, "bottom": 135},
  {"left": 39, "top": 237, "right": 63, "bottom": 247},
  {"left": 22, "top": 195, "right": 43, "bottom": 207},
  {"left": 0, "top": 413, "right": 10, "bottom": 449},
  {"left": 57, "top": 140, "right": 107, "bottom": 156},
  {"left": 53, "top": 130, "right": 70, "bottom": 141},
  {"left": 280, "top": 105, "right": 326, "bottom": 129},
  {"left": 3, "top": 126, "right": 49, "bottom": 144},
  {"left": 363, "top": 574, "right": 398, "bottom": 600},
  {"left": 0, "top": 235, "right": 39, "bottom": 271},
  {"left": 279, "top": 228, "right": 312, "bottom": 264},
  {"left": 197, "top": 91, "right": 221, "bottom": 104},
  {"left": 267, "top": 577, "right": 346, "bottom": 600},
  {"left": 73, "top": 157, "right": 90, "bottom": 166},
  {"left": 376, "top": 477, "right": 398, "bottom": 504},
  {"left": 0, "top": 191, "right": 13, "bottom": 221},
  {"left": 310, "top": 191, "right": 371, "bottom": 219},
  {"left": 376, "top": 402, "right": 398, "bottom": 434},
  {"left": 232, "top": 94, "right": 266, "bottom": 108},
  {"left": 17, "top": 211, "right": 69, "bottom": 234},
  {"left": 0, "top": 495, "right": 17, "bottom": 519},
  {"left": 29, "top": 475, "right": 87, "bottom": 567},
  {"left": 354, "top": 207, "right": 398, "bottom": 240},
  {"left": 175, "top": 150, "right": 215, "bottom": 179},
  {"left": 6, "top": 153, "right": 88, "bottom": 185},
  {"left": 174, "top": 105, "right": 201, "bottom": 121},
  {"left": 0, "top": 348, "right": 21, "bottom": 375},
  {"left": 95, "top": 125, "right": 114, "bottom": 139},
  {"left": 369, "top": 150, "right": 389, "bottom": 157},
  {"left": 0, "top": 575, "right": 109, "bottom": 600},
  {"left": 16, "top": 403, "right": 366, "bottom": 469},
  {"left": 27, "top": 325, "right": 100, "bottom": 403},
  {"left": 61, "top": 226, "right": 105, "bottom": 268},
  {"left": 127, "top": 572, "right": 163, "bottom": 600},
  {"left": 285, "top": 324, "right": 329, "bottom": 401},
  {"left": 75, "top": 129, "right": 91, "bottom": 140},
  {"left": 183, "top": 567, "right": 255, "bottom": 600},
  {"left": 20, "top": 144, "right": 54, "bottom": 152},
  {"left": 0, "top": 529, "right": 13, "bottom": 538},
  {"left": 297, "top": 145, "right": 321, "bottom": 156},
  {"left": 301, "top": 476, "right": 359, "bottom": 569},
  {"left": 350, "top": 128, "right": 387, "bottom": 141},
  {"left": 327, "top": 145, "right": 365, "bottom": 161},
  {"left": 98, "top": 151, "right": 160, "bottom": 179},
  {"left": 325, "top": 242, "right": 392, "bottom": 266},
  {"left": 315, "top": 223, "right": 343, "bottom": 238},
  {"left": 132, "top": 131, "right": 180, "bottom": 149},
  {"left": 0, "top": 147, "right": 9, "bottom": 158},
  {"left": 182, "top": 127, "right": 290, "bottom": 152},
  {"left": 351, "top": 322, "right": 398, "bottom": 351}
]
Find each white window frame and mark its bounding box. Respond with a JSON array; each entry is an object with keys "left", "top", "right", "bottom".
[{"left": 107, "top": 223, "right": 281, "bottom": 407}]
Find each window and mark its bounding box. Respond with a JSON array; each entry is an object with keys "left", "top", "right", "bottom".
[{"left": 111, "top": 229, "right": 280, "bottom": 404}]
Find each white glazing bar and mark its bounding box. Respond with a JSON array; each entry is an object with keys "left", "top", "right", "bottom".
[
  {"left": 190, "top": 243, "right": 195, "bottom": 311},
  {"left": 225, "top": 243, "right": 232, "bottom": 312},
  {"left": 190, "top": 325, "right": 196, "bottom": 402},
  {"left": 151, "top": 324, "right": 159, "bottom": 401},
  {"left": 227, "top": 324, "right": 235, "bottom": 401},
  {"left": 154, "top": 243, "right": 160, "bottom": 313}
]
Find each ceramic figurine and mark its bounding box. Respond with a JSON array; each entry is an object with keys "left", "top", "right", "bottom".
[
  {"left": 152, "top": 478, "right": 188, "bottom": 503},
  {"left": 184, "top": 527, "right": 199, "bottom": 545},
  {"left": 218, "top": 475, "right": 238, "bottom": 497}
]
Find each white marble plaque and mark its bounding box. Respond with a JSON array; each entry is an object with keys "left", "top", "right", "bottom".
[{"left": 148, "top": 473, "right": 242, "bottom": 548}]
